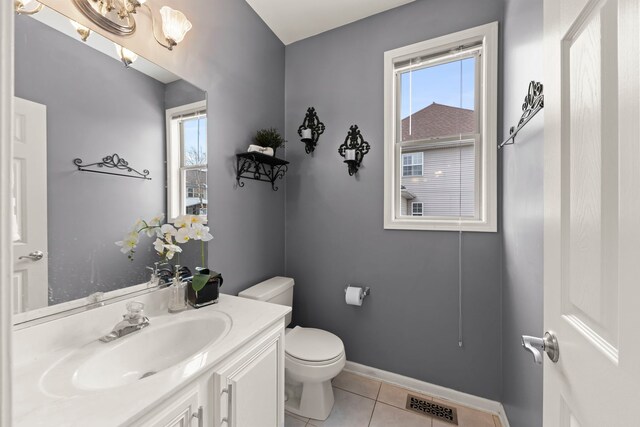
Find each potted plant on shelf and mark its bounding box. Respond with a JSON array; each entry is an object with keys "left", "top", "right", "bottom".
[
  {"left": 116, "top": 213, "right": 221, "bottom": 308},
  {"left": 251, "top": 127, "right": 286, "bottom": 158}
]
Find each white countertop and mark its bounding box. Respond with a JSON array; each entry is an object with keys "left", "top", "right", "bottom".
[{"left": 13, "top": 291, "right": 290, "bottom": 427}]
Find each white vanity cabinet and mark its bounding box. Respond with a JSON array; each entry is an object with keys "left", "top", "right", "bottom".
[
  {"left": 214, "top": 325, "right": 284, "bottom": 427},
  {"left": 132, "top": 322, "right": 285, "bottom": 427},
  {"left": 134, "top": 382, "right": 205, "bottom": 427}
]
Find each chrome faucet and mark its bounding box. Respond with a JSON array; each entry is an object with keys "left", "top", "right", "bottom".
[{"left": 99, "top": 301, "right": 150, "bottom": 343}]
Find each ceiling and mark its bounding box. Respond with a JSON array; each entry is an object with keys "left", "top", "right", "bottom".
[{"left": 245, "top": 0, "right": 416, "bottom": 45}]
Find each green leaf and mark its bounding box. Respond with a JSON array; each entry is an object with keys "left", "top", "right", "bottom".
[{"left": 191, "top": 273, "right": 211, "bottom": 293}]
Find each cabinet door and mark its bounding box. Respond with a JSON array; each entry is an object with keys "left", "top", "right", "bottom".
[
  {"left": 136, "top": 384, "right": 202, "bottom": 427},
  {"left": 217, "top": 332, "right": 283, "bottom": 427}
]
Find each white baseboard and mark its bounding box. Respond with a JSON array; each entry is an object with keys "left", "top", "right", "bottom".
[{"left": 343, "top": 361, "right": 511, "bottom": 427}]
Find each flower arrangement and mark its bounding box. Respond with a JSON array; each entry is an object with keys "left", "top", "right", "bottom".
[{"left": 116, "top": 214, "right": 213, "bottom": 267}]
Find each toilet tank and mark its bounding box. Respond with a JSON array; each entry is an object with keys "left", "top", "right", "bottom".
[{"left": 238, "top": 276, "right": 294, "bottom": 326}]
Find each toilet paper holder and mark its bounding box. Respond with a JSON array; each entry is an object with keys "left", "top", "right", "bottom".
[{"left": 344, "top": 285, "right": 371, "bottom": 297}]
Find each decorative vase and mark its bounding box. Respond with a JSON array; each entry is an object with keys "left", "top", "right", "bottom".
[{"left": 187, "top": 268, "right": 223, "bottom": 308}]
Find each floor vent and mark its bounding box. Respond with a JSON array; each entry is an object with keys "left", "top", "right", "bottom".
[{"left": 405, "top": 394, "right": 458, "bottom": 425}]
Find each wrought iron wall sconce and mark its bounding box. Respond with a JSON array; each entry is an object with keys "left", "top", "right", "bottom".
[
  {"left": 338, "top": 125, "right": 370, "bottom": 176},
  {"left": 74, "top": 153, "right": 151, "bottom": 180},
  {"left": 298, "top": 107, "right": 325, "bottom": 154}
]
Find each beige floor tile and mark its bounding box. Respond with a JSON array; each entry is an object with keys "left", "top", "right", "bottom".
[
  {"left": 332, "top": 371, "right": 381, "bottom": 399},
  {"left": 493, "top": 414, "right": 502, "bottom": 427},
  {"left": 286, "top": 411, "right": 310, "bottom": 423},
  {"left": 308, "top": 388, "right": 375, "bottom": 427},
  {"left": 432, "top": 399, "right": 496, "bottom": 427},
  {"left": 377, "top": 382, "right": 434, "bottom": 410},
  {"left": 285, "top": 413, "right": 308, "bottom": 427},
  {"left": 369, "top": 402, "right": 433, "bottom": 427}
]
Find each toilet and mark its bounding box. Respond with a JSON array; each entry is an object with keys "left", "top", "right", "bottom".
[{"left": 238, "top": 277, "right": 345, "bottom": 420}]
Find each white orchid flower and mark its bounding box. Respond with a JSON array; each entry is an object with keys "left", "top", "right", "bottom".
[
  {"left": 192, "top": 225, "right": 213, "bottom": 241},
  {"left": 148, "top": 213, "right": 164, "bottom": 226},
  {"left": 115, "top": 233, "right": 138, "bottom": 254},
  {"left": 186, "top": 215, "right": 205, "bottom": 226},
  {"left": 163, "top": 244, "right": 182, "bottom": 260},
  {"left": 173, "top": 215, "right": 189, "bottom": 228},
  {"left": 175, "top": 227, "right": 192, "bottom": 244},
  {"left": 153, "top": 238, "right": 165, "bottom": 254},
  {"left": 159, "top": 223, "right": 177, "bottom": 236}
]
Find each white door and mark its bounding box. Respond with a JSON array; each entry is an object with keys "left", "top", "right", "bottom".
[
  {"left": 12, "top": 97, "right": 48, "bottom": 313},
  {"left": 544, "top": 0, "right": 640, "bottom": 425}
]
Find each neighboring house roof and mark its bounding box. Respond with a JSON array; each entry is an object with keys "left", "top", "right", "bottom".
[
  {"left": 400, "top": 185, "right": 416, "bottom": 200},
  {"left": 401, "top": 103, "right": 475, "bottom": 141}
]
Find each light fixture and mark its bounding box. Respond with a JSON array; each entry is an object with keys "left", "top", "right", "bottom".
[
  {"left": 338, "top": 125, "right": 371, "bottom": 176},
  {"left": 298, "top": 107, "right": 325, "bottom": 154},
  {"left": 70, "top": 20, "right": 92, "bottom": 42},
  {"left": 114, "top": 43, "right": 138, "bottom": 67},
  {"left": 14, "top": 0, "right": 44, "bottom": 15},
  {"left": 70, "top": 0, "right": 192, "bottom": 51},
  {"left": 158, "top": 6, "right": 192, "bottom": 50}
]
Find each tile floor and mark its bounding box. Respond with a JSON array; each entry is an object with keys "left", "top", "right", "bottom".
[{"left": 285, "top": 371, "right": 503, "bottom": 427}]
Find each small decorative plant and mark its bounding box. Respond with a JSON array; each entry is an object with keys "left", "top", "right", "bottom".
[
  {"left": 254, "top": 127, "right": 286, "bottom": 154},
  {"left": 116, "top": 214, "right": 213, "bottom": 292}
]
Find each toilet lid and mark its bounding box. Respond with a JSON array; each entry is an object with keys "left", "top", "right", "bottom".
[{"left": 285, "top": 327, "right": 344, "bottom": 362}]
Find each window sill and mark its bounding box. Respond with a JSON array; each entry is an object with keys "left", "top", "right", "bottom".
[{"left": 384, "top": 216, "right": 497, "bottom": 232}]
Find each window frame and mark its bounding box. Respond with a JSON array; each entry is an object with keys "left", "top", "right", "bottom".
[
  {"left": 383, "top": 22, "right": 498, "bottom": 232},
  {"left": 166, "top": 100, "right": 207, "bottom": 222}
]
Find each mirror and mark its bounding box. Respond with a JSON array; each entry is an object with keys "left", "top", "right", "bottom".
[{"left": 13, "top": 6, "right": 207, "bottom": 323}]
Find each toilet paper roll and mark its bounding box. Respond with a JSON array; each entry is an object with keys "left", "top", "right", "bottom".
[{"left": 345, "top": 286, "right": 364, "bottom": 306}]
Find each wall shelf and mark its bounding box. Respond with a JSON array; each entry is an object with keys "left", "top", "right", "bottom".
[{"left": 235, "top": 152, "right": 289, "bottom": 191}]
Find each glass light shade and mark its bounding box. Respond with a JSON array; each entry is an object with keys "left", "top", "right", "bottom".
[
  {"left": 114, "top": 43, "right": 138, "bottom": 66},
  {"left": 159, "top": 6, "right": 192, "bottom": 45}
]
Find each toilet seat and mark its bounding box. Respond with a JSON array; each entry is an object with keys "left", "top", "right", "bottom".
[{"left": 285, "top": 327, "right": 344, "bottom": 363}]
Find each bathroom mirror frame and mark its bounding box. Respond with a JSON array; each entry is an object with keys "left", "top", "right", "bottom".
[{"left": 11, "top": 3, "right": 208, "bottom": 328}]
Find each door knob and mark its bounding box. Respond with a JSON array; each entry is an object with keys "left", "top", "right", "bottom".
[
  {"left": 18, "top": 250, "right": 44, "bottom": 261},
  {"left": 521, "top": 331, "right": 559, "bottom": 364}
]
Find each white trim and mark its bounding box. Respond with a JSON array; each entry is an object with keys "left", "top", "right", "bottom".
[
  {"left": 165, "top": 100, "right": 207, "bottom": 222},
  {"left": 343, "top": 361, "right": 511, "bottom": 427},
  {"left": 0, "top": 1, "right": 13, "bottom": 425},
  {"left": 384, "top": 22, "right": 498, "bottom": 232}
]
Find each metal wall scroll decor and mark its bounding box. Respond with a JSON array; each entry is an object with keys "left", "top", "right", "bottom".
[
  {"left": 499, "top": 80, "right": 544, "bottom": 149},
  {"left": 298, "top": 107, "right": 326, "bottom": 154},
  {"left": 338, "top": 125, "right": 370, "bottom": 176},
  {"left": 73, "top": 154, "right": 151, "bottom": 180}
]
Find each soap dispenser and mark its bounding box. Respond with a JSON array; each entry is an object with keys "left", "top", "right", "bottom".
[{"left": 168, "top": 265, "right": 189, "bottom": 313}]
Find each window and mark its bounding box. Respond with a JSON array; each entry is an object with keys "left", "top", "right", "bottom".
[
  {"left": 166, "top": 101, "right": 207, "bottom": 221},
  {"left": 412, "top": 202, "right": 423, "bottom": 216},
  {"left": 402, "top": 153, "right": 423, "bottom": 176},
  {"left": 384, "top": 22, "right": 498, "bottom": 232}
]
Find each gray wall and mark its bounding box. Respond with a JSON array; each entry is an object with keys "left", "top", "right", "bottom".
[
  {"left": 501, "top": 0, "right": 544, "bottom": 425},
  {"left": 284, "top": 0, "right": 504, "bottom": 400},
  {"left": 159, "top": 0, "right": 286, "bottom": 294},
  {"left": 164, "top": 79, "right": 206, "bottom": 110},
  {"left": 15, "top": 16, "right": 166, "bottom": 303}
]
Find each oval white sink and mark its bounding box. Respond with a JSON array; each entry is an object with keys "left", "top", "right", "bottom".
[{"left": 41, "top": 311, "right": 231, "bottom": 395}]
